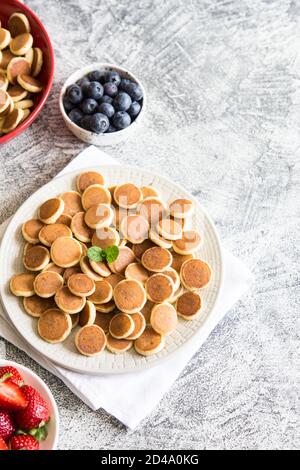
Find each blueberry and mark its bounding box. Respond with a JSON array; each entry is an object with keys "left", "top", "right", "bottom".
[
  {"left": 76, "top": 76, "right": 90, "bottom": 87},
  {"left": 63, "top": 95, "right": 75, "bottom": 113},
  {"left": 68, "top": 108, "right": 83, "bottom": 124},
  {"left": 97, "top": 102, "right": 115, "bottom": 119},
  {"left": 119, "top": 78, "right": 131, "bottom": 90},
  {"left": 83, "top": 81, "right": 104, "bottom": 100},
  {"left": 113, "top": 111, "right": 131, "bottom": 129},
  {"left": 88, "top": 70, "right": 103, "bottom": 82},
  {"left": 99, "top": 95, "right": 113, "bottom": 105},
  {"left": 113, "top": 92, "right": 132, "bottom": 111},
  {"left": 125, "top": 82, "right": 143, "bottom": 101},
  {"left": 106, "top": 124, "right": 116, "bottom": 133},
  {"left": 89, "top": 113, "right": 110, "bottom": 134},
  {"left": 67, "top": 84, "right": 83, "bottom": 104},
  {"left": 105, "top": 71, "right": 121, "bottom": 86},
  {"left": 128, "top": 101, "right": 141, "bottom": 119},
  {"left": 80, "top": 98, "right": 98, "bottom": 114},
  {"left": 103, "top": 82, "right": 118, "bottom": 98},
  {"left": 80, "top": 115, "right": 92, "bottom": 131}
]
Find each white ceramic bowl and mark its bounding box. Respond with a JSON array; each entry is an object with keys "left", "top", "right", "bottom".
[
  {"left": 0, "top": 359, "right": 59, "bottom": 450},
  {"left": 59, "top": 63, "right": 146, "bottom": 146}
]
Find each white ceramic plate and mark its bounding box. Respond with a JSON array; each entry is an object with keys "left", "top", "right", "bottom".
[
  {"left": 0, "top": 165, "right": 223, "bottom": 374},
  {"left": 0, "top": 359, "right": 59, "bottom": 450}
]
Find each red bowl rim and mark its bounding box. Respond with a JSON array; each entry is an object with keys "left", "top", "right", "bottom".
[{"left": 0, "top": 0, "right": 55, "bottom": 145}]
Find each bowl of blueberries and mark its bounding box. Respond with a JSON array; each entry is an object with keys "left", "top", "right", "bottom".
[{"left": 59, "top": 63, "right": 146, "bottom": 145}]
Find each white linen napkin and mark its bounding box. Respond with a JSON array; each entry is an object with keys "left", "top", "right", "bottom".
[{"left": 0, "top": 146, "right": 253, "bottom": 429}]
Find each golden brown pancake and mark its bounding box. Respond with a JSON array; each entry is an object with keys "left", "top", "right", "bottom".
[
  {"left": 31, "top": 47, "right": 43, "bottom": 77},
  {"left": 68, "top": 273, "right": 95, "bottom": 297},
  {"left": 169, "top": 198, "right": 194, "bottom": 219},
  {"left": 10, "top": 273, "right": 35, "bottom": 297},
  {"left": 157, "top": 218, "right": 182, "bottom": 241},
  {"left": 81, "top": 184, "right": 111, "bottom": 211},
  {"left": 0, "top": 49, "right": 15, "bottom": 70},
  {"left": 38, "top": 198, "right": 64, "bottom": 224},
  {"left": 140, "top": 300, "right": 155, "bottom": 324},
  {"left": 150, "top": 302, "right": 177, "bottom": 336},
  {"left": 76, "top": 171, "right": 105, "bottom": 193},
  {"left": 171, "top": 252, "right": 194, "bottom": 272},
  {"left": 23, "top": 242, "right": 35, "bottom": 256},
  {"left": 38, "top": 223, "right": 72, "bottom": 247},
  {"left": 42, "top": 262, "right": 65, "bottom": 276},
  {"left": 0, "top": 90, "right": 10, "bottom": 114},
  {"left": 60, "top": 191, "right": 83, "bottom": 217},
  {"left": 141, "top": 246, "right": 172, "bottom": 273},
  {"left": 75, "top": 325, "right": 106, "bottom": 356},
  {"left": 56, "top": 213, "right": 72, "bottom": 227},
  {"left": 55, "top": 286, "right": 86, "bottom": 314},
  {"left": 141, "top": 186, "right": 160, "bottom": 199},
  {"left": 149, "top": 228, "right": 172, "bottom": 249},
  {"left": 134, "top": 326, "right": 165, "bottom": 356},
  {"left": 14, "top": 98, "right": 33, "bottom": 109},
  {"left": 10, "top": 33, "right": 33, "bottom": 56},
  {"left": 176, "top": 291, "right": 201, "bottom": 320},
  {"left": 88, "top": 279, "right": 113, "bottom": 304},
  {"left": 34, "top": 271, "right": 64, "bottom": 298},
  {"left": 80, "top": 256, "right": 103, "bottom": 281},
  {"left": 89, "top": 259, "right": 111, "bottom": 277},
  {"left": 22, "top": 219, "right": 44, "bottom": 244},
  {"left": 1, "top": 107, "right": 24, "bottom": 133},
  {"left": 79, "top": 300, "right": 96, "bottom": 327},
  {"left": 172, "top": 230, "right": 201, "bottom": 255},
  {"left": 114, "top": 183, "right": 142, "bottom": 209},
  {"left": 92, "top": 227, "right": 119, "bottom": 250},
  {"left": 108, "top": 246, "right": 135, "bottom": 274},
  {"left": 6, "top": 57, "right": 31, "bottom": 85},
  {"left": 126, "top": 312, "right": 146, "bottom": 340},
  {"left": 95, "top": 300, "right": 116, "bottom": 313},
  {"left": 71, "top": 212, "right": 94, "bottom": 243},
  {"left": 84, "top": 203, "right": 113, "bottom": 229},
  {"left": 137, "top": 197, "right": 166, "bottom": 224},
  {"left": 145, "top": 273, "right": 174, "bottom": 303},
  {"left": 163, "top": 267, "right": 180, "bottom": 291},
  {"left": 0, "top": 72, "right": 8, "bottom": 91},
  {"left": 7, "top": 84, "right": 27, "bottom": 102},
  {"left": 106, "top": 334, "right": 133, "bottom": 354},
  {"left": 38, "top": 309, "right": 72, "bottom": 343},
  {"left": 109, "top": 313, "right": 134, "bottom": 339},
  {"left": 23, "top": 245, "right": 50, "bottom": 271},
  {"left": 17, "top": 74, "right": 42, "bottom": 93},
  {"left": 23, "top": 295, "right": 55, "bottom": 318},
  {"left": 131, "top": 239, "right": 155, "bottom": 260},
  {"left": 180, "top": 258, "right": 212, "bottom": 290},
  {"left": 106, "top": 273, "right": 124, "bottom": 289},
  {"left": 8, "top": 12, "right": 31, "bottom": 37},
  {"left": 0, "top": 28, "right": 11, "bottom": 50},
  {"left": 125, "top": 262, "right": 149, "bottom": 284},
  {"left": 63, "top": 265, "right": 81, "bottom": 283},
  {"left": 94, "top": 312, "right": 115, "bottom": 333},
  {"left": 113, "top": 279, "right": 146, "bottom": 313},
  {"left": 120, "top": 214, "right": 149, "bottom": 244},
  {"left": 51, "top": 237, "right": 82, "bottom": 268}
]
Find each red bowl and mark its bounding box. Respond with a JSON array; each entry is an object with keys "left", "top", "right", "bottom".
[{"left": 0, "top": 0, "right": 54, "bottom": 144}]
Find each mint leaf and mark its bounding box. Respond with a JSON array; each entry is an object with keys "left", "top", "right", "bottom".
[
  {"left": 87, "top": 246, "right": 105, "bottom": 263},
  {"left": 105, "top": 245, "right": 119, "bottom": 264}
]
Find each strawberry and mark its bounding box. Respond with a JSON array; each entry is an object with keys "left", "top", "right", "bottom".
[
  {"left": 0, "top": 366, "right": 24, "bottom": 387},
  {"left": 14, "top": 385, "right": 50, "bottom": 435},
  {"left": 0, "top": 374, "right": 28, "bottom": 410},
  {"left": 0, "top": 436, "right": 9, "bottom": 450},
  {"left": 11, "top": 434, "right": 39, "bottom": 451},
  {"left": 0, "top": 410, "right": 15, "bottom": 442}
]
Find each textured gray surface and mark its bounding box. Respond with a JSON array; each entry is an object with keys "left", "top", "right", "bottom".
[{"left": 0, "top": 0, "right": 299, "bottom": 450}]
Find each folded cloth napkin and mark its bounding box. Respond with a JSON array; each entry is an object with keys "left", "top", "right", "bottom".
[{"left": 0, "top": 146, "right": 253, "bottom": 429}]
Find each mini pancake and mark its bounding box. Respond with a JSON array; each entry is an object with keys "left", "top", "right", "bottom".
[
  {"left": 23, "top": 245, "right": 50, "bottom": 271},
  {"left": 17, "top": 74, "right": 42, "bottom": 93},
  {"left": 0, "top": 90, "right": 10, "bottom": 115},
  {"left": 23, "top": 242, "right": 35, "bottom": 256},
  {"left": 79, "top": 300, "right": 96, "bottom": 326},
  {"left": 71, "top": 212, "right": 93, "bottom": 243},
  {"left": 125, "top": 262, "right": 149, "bottom": 284},
  {"left": 60, "top": 191, "right": 83, "bottom": 217},
  {"left": 38, "top": 197, "right": 65, "bottom": 224},
  {"left": 8, "top": 13, "right": 31, "bottom": 37},
  {"left": 25, "top": 47, "right": 34, "bottom": 66},
  {"left": 137, "top": 197, "right": 166, "bottom": 225},
  {"left": 149, "top": 228, "right": 172, "bottom": 249},
  {"left": 94, "top": 312, "right": 115, "bottom": 332},
  {"left": 88, "top": 279, "right": 113, "bottom": 304},
  {"left": 80, "top": 256, "right": 103, "bottom": 281},
  {"left": 0, "top": 49, "right": 15, "bottom": 70},
  {"left": 106, "top": 334, "right": 133, "bottom": 354},
  {"left": 168, "top": 284, "right": 184, "bottom": 304},
  {"left": 84, "top": 203, "right": 114, "bottom": 229},
  {"left": 0, "top": 28, "right": 11, "bottom": 50},
  {"left": 75, "top": 325, "right": 106, "bottom": 356},
  {"left": 6, "top": 57, "right": 31, "bottom": 84},
  {"left": 38, "top": 223, "right": 72, "bottom": 247},
  {"left": 63, "top": 265, "right": 81, "bottom": 283},
  {"left": 163, "top": 267, "right": 180, "bottom": 291},
  {"left": 145, "top": 273, "right": 174, "bottom": 303},
  {"left": 10, "top": 273, "right": 35, "bottom": 297},
  {"left": 109, "top": 313, "right": 134, "bottom": 339},
  {"left": 132, "top": 239, "right": 155, "bottom": 260},
  {"left": 150, "top": 302, "right": 177, "bottom": 336},
  {"left": 126, "top": 312, "right": 146, "bottom": 340},
  {"left": 176, "top": 291, "right": 202, "bottom": 320},
  {"left": 180, "top": 258, "right": 212, "bottom": 290},
  {"left": 0, "top": 72, "right": 8, "bottom": 91},
  {"left": 55, "top": 286, "right": 86, "bottom": 314},
  {"left": 81, "top": 184, "right": 111, "bottom": 211},
  {"left": 10, "top": 33, "right": 33, "bottom": 56},
  {"left": 22, "top": 218, "right": 44, "bottom": 244},
  {"left": 120, "top": 214, "right": 149, "bottom": 244},
  {"left": 169, "top": 198, "right": 194, "bottom": 219},
  {"left": 108, "top": 246, "right": 135, "bottom": 274},
  {"left": 68, "top": 273, "right": 95, "bottom": 297},
  {"left": 23, "top": 295, "right": 55, "bottom": 318},
  {"left": 7, "top": 84, "right": 27, "bottom": 102},
  {"left": 42, "top": 262, "right": 65, "bottom": 276},
  {"left": 38, "top": 309, "right": 72, "bottom": 344},
  {"left": 106, "top": 273, "right": 124, "bottom": 289},
  {"left": 51, "top": 237, "right": 82, "bottom": 268},
  {"left": 31, "top": 47, "right": 43, "bottom": 77},
  {"left": 92, "top": 227, "right": 120, "bottom": 250},
  {"left": 112, "top": 206, "right": 128, "bottom": 229},
  {"left": 14, "top": 98, "right": 33, "bottom": 109},
  {"left": 76, "top": 171, "right": 105, "bottom": 193},
  {"left": 172, "top": 230, "right": 201, "bottom": 255},
  {"left": 140, "top": 300, "right": 155, "bottom": 324},
  {"left": 71, "top": 313, "right": 79, "bottom": 329},
  {"left": 114, "top": 183, "right": 142, "bottom": 209},
  {"left": 95, "top": 300, "right": 116, "bottom": 313},
  {"left": 20, "top": 107, "right": 30, "bottom": 123},
  {"left": 1, "top": 108, "right": 24, "bottom": 133},
  {"left": 1, "top": 94, "right": 14, "bottom": 117},
  {"left": 113, "top": 279, "right": 146, "bottom": 314},
  {"left": 56, "top": 213, "right": 72, "bottom": 226},
  {"left": 141, "top": 246, "right": 172, "bottom": 273},
  {"left": 34, "top": 271, "right": 64, "bottom": 298},
  {"left": 134, "top": 326, "right": 165, "bottom": 356},
  {"left": 157, "top": 218, "right": 182, "bottom": 241},
  {"left": 171, "top": 252, "right": 194, "bottom": 272},
  {"left": 141, "top": 185, "right": 160, "bottom": 199},
  {"left": 89, "top": 259, "right": 111, "bottom": 277}
]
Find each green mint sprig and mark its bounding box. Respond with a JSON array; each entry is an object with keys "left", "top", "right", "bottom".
[{"left": 87, "top": 245, "right": 119, "bottom": 264}]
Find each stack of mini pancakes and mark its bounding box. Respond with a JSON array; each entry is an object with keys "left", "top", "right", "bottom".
[
  {"left": 0, "top": 12, "right": 43, "bottom": 135},
  {"left": 10, "top": 170, "right": 212, "bottom": 357}
]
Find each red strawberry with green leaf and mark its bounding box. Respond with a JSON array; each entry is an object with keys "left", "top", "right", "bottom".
[
  {"left": 14, "top": 385, "right": 49, "bottom": 441},
  {"left": 0, "top": 410, "right": 15, "bottom": 442},
  {"left": 0, "top": 436, "right": 9, "bottom": 450},
  {"left": 0, "top": 374, "right": 28, "bottom": 410},
  {"left": 11, "top": 434, "right": 39, "bottom": 451},
  {"left": 0, "top": 366, "right": 24, "bottom": 387}
]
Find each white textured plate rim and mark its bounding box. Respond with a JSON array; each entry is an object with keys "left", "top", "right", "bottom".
[{"left": 0, "top": 165, "right": 224, "bottom": 375}]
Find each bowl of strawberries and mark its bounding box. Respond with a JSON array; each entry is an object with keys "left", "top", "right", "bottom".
[{"left": 0, "top": 360, "right": 59, "bottom": 450}]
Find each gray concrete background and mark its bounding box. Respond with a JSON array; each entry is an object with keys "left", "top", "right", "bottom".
[{"left": 0, "top": 0, "right": 299, "bottom": 450}]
